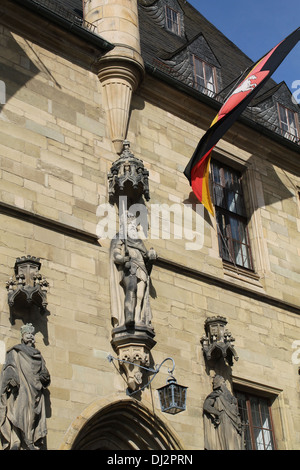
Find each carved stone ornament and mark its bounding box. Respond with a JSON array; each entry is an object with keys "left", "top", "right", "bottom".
[
  {"left": 108, "top": 141, "right": 150, "bottom": 205},
  {"left": 111, "top": 326, "right": 156, "bottom": 393},
  {"left": 6, "top": 256, "right": 49, "bottom": 314},
  {"left": 119, "top": 344, "right": 150, "bottom": 392},
  {"left": 201, "top": 316, "right": 238, "bottom": 366}
]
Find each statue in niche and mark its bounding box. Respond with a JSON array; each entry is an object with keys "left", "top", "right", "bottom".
[
  {"left": 0, "top": 323, "right": 50, "bottom": 450},
  {"left": 203, "top": 375, "right": 244, "bottom": 450},
  {"left": 110, "top": 212, "right": 157, "bottom": 329}
]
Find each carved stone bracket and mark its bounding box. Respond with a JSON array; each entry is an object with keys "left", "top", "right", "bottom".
[
  {"left": 201, "top": 316, "right": 238, "bottom": 366},
  {"left": 111, "top": 325, "right": 156, "bottom": 392},
  {"left": 6, "top": 256, "right": 49, "bottom": 315},
  {"left": 108, "top": 140, "right": 150, "bottom": 205}
]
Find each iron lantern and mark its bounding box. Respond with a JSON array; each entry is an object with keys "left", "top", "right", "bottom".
[
  {"left": 107, "top": 354, "right": 188, "bottom": 414},
  {"left": 157, "top": 375, "right": 188, "bottom": 414}
]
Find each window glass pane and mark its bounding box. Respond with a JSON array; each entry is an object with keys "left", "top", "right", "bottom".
[
  {"left": 236, "top": 392, "right": 253, "bottom": 450},
  {"left": 279, "top": 104, "right": 288, "bottom": 125},
  {"left": 263, "top": 429, "right": 274, "bottom": 450},
  {"left": 226, "top": 190, "right": 236, "bottom": 212},
  {"left": 260, "top": 401, "right": 271, "bottom": 427},
  {"left": 233, "top": 240, "right": 243, "bottom": 266},
  {"left": 166, "top": 6, "right": 180, "bottom": 34},
  {"left": 212, "top": 161, "right": 252, "bottom": 269},
  {"left": 241, "top": 244, "right": 251, "bottom": 269},
  {"left": 278, "top": 104, "right": 299, "bottom": 138},
  {"left": 250, "top": 396, "right": 261, "bottom": 427},
  {"left": 204, "top": 63, "right": 215, "bottom": 92},
  {"left": 213, "top": 184, "right": 225, "bottom": 208},
  {"left": 254, "top": 428, "right": 265, "bottom": 450},
  {"left": 194, "top": 58, "right": 204, "bottom": 78},
  {"left": 216, "top": 212, "right": 231, "bottom": 262},
  {"left": 194, "top": 58, "right": 205, "bottom": 90},
  {"left": 212, "top": 164, "right": 221, "bottom": 183},
  {"left": 192, "top": 57, "right": 216, "bottom": 95},
  {"left": 236, "top": 392, "right": 275, "bottom": 450},
  {"left": 229, "top": 216, "right": 239, "bottom": 240},
  {"left": 287, "top": 109, "right": 298, "bottom": 136},
  {"left": 235, "top": 191, "right": 246, "bottom": 216}
]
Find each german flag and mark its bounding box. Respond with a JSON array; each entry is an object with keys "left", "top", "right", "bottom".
[{"left": 184, "top": 28, "right": 300, "bottom": 215}]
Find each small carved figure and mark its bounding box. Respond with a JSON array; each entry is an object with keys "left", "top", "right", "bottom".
[
  {"left": 110, "top": 212, "right": 157, "bottom": 328},
  {"left": 0, "top": 323, "right": 50, "bottom": 450},
  {"left": 203, "top": 375, "right": 244, "bottom": 450}
]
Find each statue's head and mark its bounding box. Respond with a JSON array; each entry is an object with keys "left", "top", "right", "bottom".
[
  {"left": 21, "top": 323, "right": 35, "bottom": 347},
  {"left": 119, "top": 211, "right": 138, "bottom": 239},
  {"left": 212, "top": 375, "right": 225, "bottom": 389}
]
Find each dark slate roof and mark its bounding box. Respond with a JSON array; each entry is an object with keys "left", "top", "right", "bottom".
[
  {"left": 138, "top": 0, "right": 275, "bottom": 97},
  {"left": 29, "top": 0, "right": 300, "bottom": 146}
]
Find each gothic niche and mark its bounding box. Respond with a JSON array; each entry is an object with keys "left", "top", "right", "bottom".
[
  {"left": 6, "top": 256, "right": 49, "bottom": 322},
  {"left": 201, "top": 316, "right": 238, "bottom": 366},
  {"left": 108, "top": 141, "right": 156, "bottom": 393},
  {"left": 108, "top": 140, "right": 150, "bottom": 206}
]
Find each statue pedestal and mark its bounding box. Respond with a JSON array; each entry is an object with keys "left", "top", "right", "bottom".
[{"left": 111, "top": 325, "right": 156, "bottom": 392}]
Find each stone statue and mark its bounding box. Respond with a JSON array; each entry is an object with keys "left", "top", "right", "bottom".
[
  {"left": 203, "top": 375, "right": 244, "bottom": 450},
  {"left": 110, "top": 212, "right": 157, "bottom": 328},
  {"left": 0, "top": 323, "right": 50, "bottom": 450}
]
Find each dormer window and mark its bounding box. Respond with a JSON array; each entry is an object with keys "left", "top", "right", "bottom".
[
  {"left": 278, "top": 103, "right": 299, "bottom": 142},
  {"left": 165, "top": 6, "right": 181, "bottom": 35},
  {"left": 192, "top": 56, "right": 217, "bottom": 98}
]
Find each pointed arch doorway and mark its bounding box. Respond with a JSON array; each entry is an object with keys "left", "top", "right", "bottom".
[{"left": 61, "top": 399, "right": 182, "bottom": 450}]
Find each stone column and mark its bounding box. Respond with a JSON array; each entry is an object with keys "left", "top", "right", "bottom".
[{"left": 84, "top": 0, "right": 145, "bottom": 154}]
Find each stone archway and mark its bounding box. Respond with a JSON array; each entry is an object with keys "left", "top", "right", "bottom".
[{"left": 60, "top": 398, "right": 183, "bottom": 450}]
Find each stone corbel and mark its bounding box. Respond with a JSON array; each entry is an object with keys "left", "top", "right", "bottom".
[
  {"left": 6, "top": 256, "right": 49, "bottom": 317},
  {"left": 201, "top": 316, "right": 238, "bottom": 366},
  {"left": 111, "top": 326, "right": 156, "bottom": 392},
  {"left": 118, "top": 344, "right": 150, "bottom": 392},
  {"left": 97, "top": 59, "right": 144, "bottom": 155}
]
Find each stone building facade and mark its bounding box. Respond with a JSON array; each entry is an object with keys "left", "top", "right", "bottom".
[{"left": 0, "top": 0, "right": 299, "bottom": 450}]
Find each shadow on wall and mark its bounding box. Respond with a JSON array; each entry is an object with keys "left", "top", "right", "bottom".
[{"left": 0, "top": 31, "right": 62, "bottom": 113}]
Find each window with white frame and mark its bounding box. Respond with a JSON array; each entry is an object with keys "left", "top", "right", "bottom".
[
  {"left": 192, "top": 56, "right": 217, "bottom": 97},
  {"left": 278, "top": 103, "right": 299, "bottom": 142},
  {"left": 165, "top": 6, "right": 181, "bottom": 35}
]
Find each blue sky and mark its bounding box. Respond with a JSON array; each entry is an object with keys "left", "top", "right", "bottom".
[{"left": 188, "top": 0, "right": 299, "bottom": 93}]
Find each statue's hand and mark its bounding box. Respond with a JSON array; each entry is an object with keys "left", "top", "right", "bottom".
[
  {"left": 39, "top": 371, "right": 51, "bottom": 387},
  {"left": 123, "top": 255, "right": 131, "bottom": 269},
  {"left": 213, "top": 415, "right": 220, "bottom": 427}
]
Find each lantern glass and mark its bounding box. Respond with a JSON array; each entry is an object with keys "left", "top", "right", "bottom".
[{"left": 157, "top": 377, "right": 187, "bottom": 414}]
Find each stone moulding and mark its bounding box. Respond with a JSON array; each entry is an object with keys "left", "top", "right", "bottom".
[
  {"left": 201, "top": 316, "right": 238, "bottom": 366},
  {"left": 6, "top": 256, "right": 49, "bottom": 314}
]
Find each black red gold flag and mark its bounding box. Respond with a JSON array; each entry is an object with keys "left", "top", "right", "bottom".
[{"left": 184, "top": 28, "right": 300, "bottom": 215}]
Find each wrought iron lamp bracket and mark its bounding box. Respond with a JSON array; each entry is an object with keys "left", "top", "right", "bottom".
[{"left": 107, "top": 354, "right": 175, "bottom": 395}]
